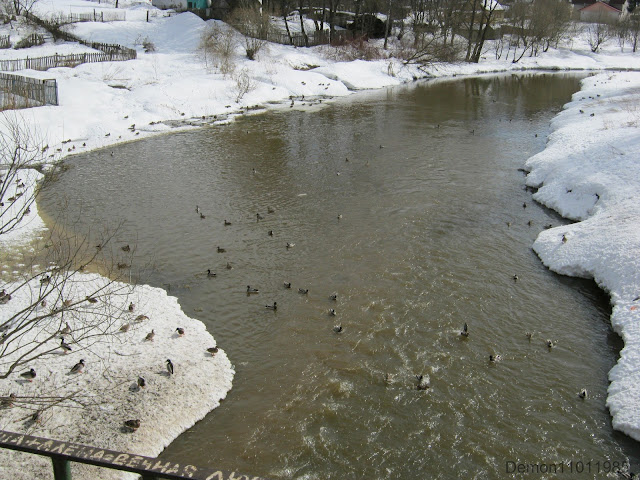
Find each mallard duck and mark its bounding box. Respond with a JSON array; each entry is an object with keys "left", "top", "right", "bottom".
[
  {"left": 217, "top": 246, "right": 226, "bottom": 253},
  {"left": 60, "top": 322, "right": 72, "bottom": 335},
  {"left": 85, "top": 296, "right": 98, "bottom": 304},
  {"left": 128, "top": 302, "right": 135, "bottom": 312},
  {"left": 578, "top": 388, "right": 587, "bottom": 399},
  {"left": 265, "top": 302, "right": 277, "bottom": 310},
  {"left": 1, "top": 393, "right": 16, "bottom": 408},
  {"left": 562, "top": 234, "right": 567, "bottom": 243},
  {"left": 416, "top": 374, "right": 430, "bottom": 390},
  {"left": 460, "top": 322, "right": 469, "bottom": 338},
  {"left": 20, "top": 368, "right": 36, "bottom": 382},
  {"left": 283, "top": 282, "right": 291, "bottom": 289},
  {"left": 513, "top": 274, "right": 519, "bottom": 282},
  {"left": 333, "top": 324, "right": 343, "bottom": 333},
  {"left": 546, "top": 339, "right": 556, "bottom": 349},
  {"left": 525, "top": 332, "right": 533, "bottom": 341},
  {"left": 489, "top": 354, "right": 502, "bottom": 363},
  {"left": 166, "top": 359, "right": 174, "bottom": 375},
  {"left": 256, "top": 213, "right": 264, "bottom": 221},
  {"left": 268, "top": 230, "right": 274, "bottom": 236},
  {"left": 337, "top": 214, "right": 343, "bottom": 220},
  {"left": 60, "top": 337, "right": 72, "bottom": 353},
  {"left": 40, "top": 275, "right": 51, "bottom": 284},
  {"left": 121, "top": 245, "right": 131, "bottom": 252},
  {"left": 145, "top": 330, "right": 155, "bottom": 341},
  {"left": 329, "top": 309, "right": 336, "bottom": 316},
  {"left": 135, "top": 315, "right": 148, "bottom": 322},
  {"left": 207, "top": 346, "right": 219, "bottom": 356},
  {"left": 120, "top": 323, "right": 130, "bottom": 333},
  {"left": 224, "top": 219, "right": 232, "bottom": 226},
  {"left": 124, "top": 419, "right": 140, "bottom": 431},
  {"left": 176, "top": 327, "right": 185, "bottom": 336},
  {"left": 207, "top": 269, "right": 216, "bottom": 277},
  {"left": 137, "top": 377, "right": 146, "bottom": 388},
  {"left": 329, "top": 293, "right": 337, "bottom": 301},
  {"left": 286, "top": 242, "right": 295, "bottom": 249},
  {"left": 247, "top": 286, "right": 259, "bottom": 294},
  {"left": 298, "top": 288, "right": 308, "bottom": 294},
  {"left": 69, "top": 359, "right": 85, "bottom": 374},
  {"left": 226, "top": 262, "right": 233, "bottom": 270},
  {"left": 200, "top": 212, "right": 206, "bottom": 219}
]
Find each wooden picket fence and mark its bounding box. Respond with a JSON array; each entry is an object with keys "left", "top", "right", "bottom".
[
  {"left": 0, "top": 72, "right": 58, "bottom": 109},
  {"left": 0, "top": 50, "right": 135, "bottom": 73},
  {"left": 0, "top": 35, "right": 11, "bottom": 49},
  {"left": 47, "top": 10, "right": 126, "bottom": 24}
]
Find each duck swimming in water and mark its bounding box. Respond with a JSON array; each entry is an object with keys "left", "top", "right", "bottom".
[
  {"left": 207, "top": 269, "right": 216, "bottom": 277},
  {"left": 265, "top": 302, "right": 277, "bottom": 310},
  {"left": 460, "top": 323, "right": 469, "bottom": 338},
  {"left": 247, "top": 286, "right": 259, "bottom": 294}
]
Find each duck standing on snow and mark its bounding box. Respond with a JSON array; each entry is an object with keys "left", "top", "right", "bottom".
[
  {"left": 69, "top": 359, "right": 85, "bottom": 374},
  {"left": 60, "top": 337, "right": 72, "bottom": 353},
  {"left": 175, "top": 327, "right": 185, "bottom": 337},
  {"left": 20, "top": 368, "right": 36, "bottom": 382},
  {"left": 166, "top": 359, "right": 174, "bottom": 375}
]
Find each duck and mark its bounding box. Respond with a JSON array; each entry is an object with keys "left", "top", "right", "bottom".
[
  {"left": 562, "top": 234, "right": 567, "bottom": 243},
  {"left": 124, "top": 419, "right": 140, "bottom": 431},
  {"left": 69, "top": 359, "right": 85, "bottom": 374},
  {"left": 135, "top": 315, "right": 149, "bottom": 322},
  {"left": 207, "top": 269, "right": 216, "bottom": 277},
  {"left": 195, "top": 205, "right": 200, "bottom": 213},
  {"left": 20, "top": 368, "right": 36, "bottom": 382},
  {"left": 578, "top": 388, "right": 587, "bottom": 399},
  {"left": 337, "top": 214, "right": 343, "bottom": 220},
  {"left": 329, "top": 293, "right": 337, "bottom": 301},
  {"left": 525, "top": 332, "right": 533, "bottom": 341},
  {"left": 175, "top": 327, "right": 185, "bottom": 336},
  {"left": 329, "top": 309, "right": 336, "bottom": 316},
  {"left": 60, "top": 337, "right": 72, "bottom": 353},
  {"left": 286, "top": 242, "right": 295, "bottom": 249},
  {"left": 60, "top": 322, "right": 72, "bottom": 335},
  {"left": 137, "top": 377, "right": 146, "bottom": 389},
  {"left": 85, "top": 296, "right": 98, "bottom": 304},
  {"left": 283, "top": 282, "right": 292, "bottom": 289},
  {"left": 416, "top": 374, "right": 430, "bottom": 390},
  {"left": 145, "top": 330, "right": 155, "bottom": 341},
  {"left": 298, "top": 288, "right": 309, "bottom": 294},
  {"left": 226, "top": 262, "right": 233, "bottom": 270},
  {"left": 546, "top": 339, "right": 556, "bottom": 349},
  {"left": 247, "top": 286, "right": 259, "bottom": 294},
  {"left": 265, "top": 302, "right": 277, "bottom": 310},
  {"left": 128, "top": 302, "right": 135, "bottom": 312},
  {"left": 121, "top": 245, "right": 131, "bottom": 252},
  {"left": 513, "top": 274, "right": 519, "bottom": 282},
  {"left": 224, "top": 219, "right": 232, "bottom": 226},
  {"left": 522, "top": 202, "right": 527, "bottom": 208},
  {"left": 166, "top": 359, "right": 174, "bottom": 375},
  {"left": 40, "top": 275, "right": 51, "bottom": 284},
  {"left": 256, "top": 213, "right": 264, "bottom": 221},
  {"left": 217, "top": 246, "right": 226, "bottom": 253},
  {"left": 200, "top": 212, "right": 206, "bottom": 219},
  {"left": 207, "top": 346, "right": 219, "bottom": 356},
  {"left": 333, "top": 324, "right": 343, "bottom": 333},
  {"left": 460, "top": 322, "right": 469, "bottom": 338},
  {"left": 120, "top": 323, "right": 130, "bottom": 333},
  {"left": 489, "top": 354, "right": 502, "bottom": 363},
  {"left": 268, "top": 230, "right": 274, "bottom": 236}
]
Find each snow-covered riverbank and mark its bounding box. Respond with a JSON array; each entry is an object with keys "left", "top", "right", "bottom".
[
  {"left": 0, "top": 0, "right": 639, "bottom": 477},
  {"left": 525, "top": 71, "right": 640, "bottom": 442}
]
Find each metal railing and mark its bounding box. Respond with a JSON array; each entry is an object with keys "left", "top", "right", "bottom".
[{"left": 0, "top": 430, "right": 268, "bottom": 480}]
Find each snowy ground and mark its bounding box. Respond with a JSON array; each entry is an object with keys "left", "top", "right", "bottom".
[{"left": 0, "top": 0, "right": 639, "bottom": 477}]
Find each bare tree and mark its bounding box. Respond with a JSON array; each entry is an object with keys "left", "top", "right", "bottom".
[
  {"left": 587, "top": 21, "right": 611, "bottom": 52},
  {"left": 228, "top": 6, "right": 272, "bottom": 59},
  {"left": 0, "top": 115, "right": 142, "bottom": 386}
]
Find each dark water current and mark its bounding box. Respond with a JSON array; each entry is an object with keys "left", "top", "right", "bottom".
[{"left": 38, "top": 73, "right": 640, "bottom": 479}]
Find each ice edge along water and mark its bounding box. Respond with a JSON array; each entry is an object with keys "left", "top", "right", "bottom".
[{"left": 525, "top": 71, "right": 640, "bottom": 443}]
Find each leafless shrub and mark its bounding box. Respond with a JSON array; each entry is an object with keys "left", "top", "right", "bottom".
[
  {"left": 227, "top": 7, "right": 271, "bottom": 60},
  {"left": 199, "top": 22, "right": 237, "bottom": 76},
  {"left": 232, "top": 67, "right": 255, "bottom": 102}
]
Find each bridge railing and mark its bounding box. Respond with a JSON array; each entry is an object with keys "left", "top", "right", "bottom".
[{"left": 0, "top": 430, "right": 268, "bottom": 480}]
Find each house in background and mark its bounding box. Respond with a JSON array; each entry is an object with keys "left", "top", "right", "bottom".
[
  {"left": 151, "top": 0, "right": 230, "bottom": 14},
  {"left": 578, "top": 0, "right": 623, "bottom": 22}
]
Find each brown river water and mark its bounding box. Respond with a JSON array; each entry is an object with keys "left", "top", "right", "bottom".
[{"left": 38, "top": 73, "right": 640, "bottom": 479}]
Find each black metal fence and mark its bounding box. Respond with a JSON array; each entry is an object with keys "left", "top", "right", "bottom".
[
  {"left": 0, "top": 72, "right": 58, "bottom": 109},
  {"left": 0, "top": 430, "right": 269, "bottom": 480}
]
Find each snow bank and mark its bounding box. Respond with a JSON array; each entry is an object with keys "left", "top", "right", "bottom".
[
  {"left": 0, "top": 274, "right": 233, "bottom": 479},
  {"left": 525, "top": 71, "right": 640, "bottom": 441}
]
